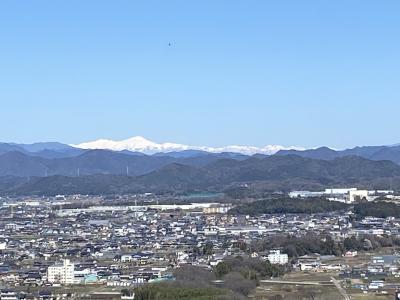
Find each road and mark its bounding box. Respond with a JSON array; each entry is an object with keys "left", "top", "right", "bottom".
[
  {"left": 259, "top": 279, "right": 333, "bottom": 286},
  {"left": 331, "top": 277, "right": 351, "bottom": 300}
]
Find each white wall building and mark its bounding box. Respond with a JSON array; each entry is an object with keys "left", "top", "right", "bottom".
[
  {"left": 289, "top": 191, "right": 324, "bottom": 198},
  {"left": 267, "top": 250, "right": 288, "bottom": 265},
  {"left": 290, "top": 188, "right": 377, "bottom": 204},
  {"left": 0, "top": 290, "right": 17, "bottom": 300},
  {"left": 348, "top": 190, "right": 369, "bottom": 203},
  {"left": 203, "top": 205, "right": 232, "bottom": 214},
  {"left": 47, "top": 259, "right": 75, "bottom": 284},
  {"left": 324, "top": 188, "right": 357, "bottom": 195},
  {"left": 0, "top": 242, "right": 6, "bottom": 250}
]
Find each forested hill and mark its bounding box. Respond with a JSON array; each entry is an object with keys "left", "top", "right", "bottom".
[
  {"left": 228, "top": 197, "right": 349, "bottom": 215},
  {"left": 230, "top": 198, "right": 400, "bottom": 218},
  {"left": 2, "top": 155, "right": 400, "bottom": 195}
]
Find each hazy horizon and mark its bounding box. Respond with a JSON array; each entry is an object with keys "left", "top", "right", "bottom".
[{"left": 3, "top": 134, "right": 400, "bottom": 152}]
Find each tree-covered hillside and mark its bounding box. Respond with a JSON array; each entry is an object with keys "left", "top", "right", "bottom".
[{"left": 228, "top": 197, "right": 349, "bottom": 215}]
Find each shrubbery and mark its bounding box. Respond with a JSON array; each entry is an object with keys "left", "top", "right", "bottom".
[{"left": 250, "top": 234, "right": 342, "bottom": 257}]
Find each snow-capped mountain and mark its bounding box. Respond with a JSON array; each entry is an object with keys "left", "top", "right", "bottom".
[{"left": 74, "top": 136, "right": 305, "bottom": 155}]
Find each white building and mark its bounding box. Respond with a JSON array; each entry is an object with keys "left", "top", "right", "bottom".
[
  {"left": 203, "top": 205, "right": 232, "bottom": 214},
  {"left": 121, "top": 254, "right": 133, "bottom": 263},
  {"left": 267, "top": 250, "right": 288, "bottom": 265},
  {"left": 0, "top": 290, "right": 17, "bottom": 300},
  {"left": 348, "top": 190, "right": 368, "bottom": 203},
  {"left": 324, "top": 188, "right": 357, "bottom": 195},
  {"left": 0, "top": 242, "right": 6, "bottom": 250},
  {"left": 290, "top": 188, "right": 375, "bottom": 203},
  {"left": 47, "top": 259, "right": 75, "bottom": 284},
  {"left": 289, "top": 191, "right": 325, "bottom": 198}
]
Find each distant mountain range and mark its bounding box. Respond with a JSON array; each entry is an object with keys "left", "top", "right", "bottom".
[
  {"left": 73, "top": 136, "right": 400, "bottom": 165},
  {"left": 74, "top": 136, "right": 304, "bottom": 155},
  {"left": 1, "top": 137, "right": 400, "bottom": 195},
  {"left": 275, "top": 145, "right": 400, "bottom": 164},
  {"left": 0, "top": 142, "right": 83, "bottom": 159},
  {"left": 3, "top": 136, "right": 400, "bottom": 163}
]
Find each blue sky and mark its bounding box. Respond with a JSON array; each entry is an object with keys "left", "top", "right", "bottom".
[{"left": 0, "top": 1, "right": 399, "bottom": 148}]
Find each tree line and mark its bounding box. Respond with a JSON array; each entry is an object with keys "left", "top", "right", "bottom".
[
  {"left": 228, "top": 197, "right": 348, "bottom": 215},
  {"left": 229, "top": 197, "right": 400, "bottom": 218}
]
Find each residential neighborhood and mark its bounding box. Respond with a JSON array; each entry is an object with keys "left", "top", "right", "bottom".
[{"left": 0, "top": 191, "right": 400, "bottom": 299}]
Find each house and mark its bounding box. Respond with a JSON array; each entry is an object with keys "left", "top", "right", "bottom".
[
  {"left": 344, "top": 251, "right": 358, "bottom": 257},
  {"left": 298, "top": 254, "right": 321, "bottom": 271}
]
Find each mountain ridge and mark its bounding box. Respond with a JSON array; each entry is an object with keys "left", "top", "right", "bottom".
[
  {"left": 2, "top": 155, "right": 400, "bottom": 195},
  {"left": 74, "top": 136, "right": 305, "bottom": 155}
]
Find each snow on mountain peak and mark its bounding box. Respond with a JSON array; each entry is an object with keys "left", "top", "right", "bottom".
[{"left": 74, "top": 136, "right": 304, "bottom": 155}]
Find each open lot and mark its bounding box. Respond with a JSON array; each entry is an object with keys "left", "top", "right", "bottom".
[{"left": 253, "top": 271, "right": 342, "bottom": 300}]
